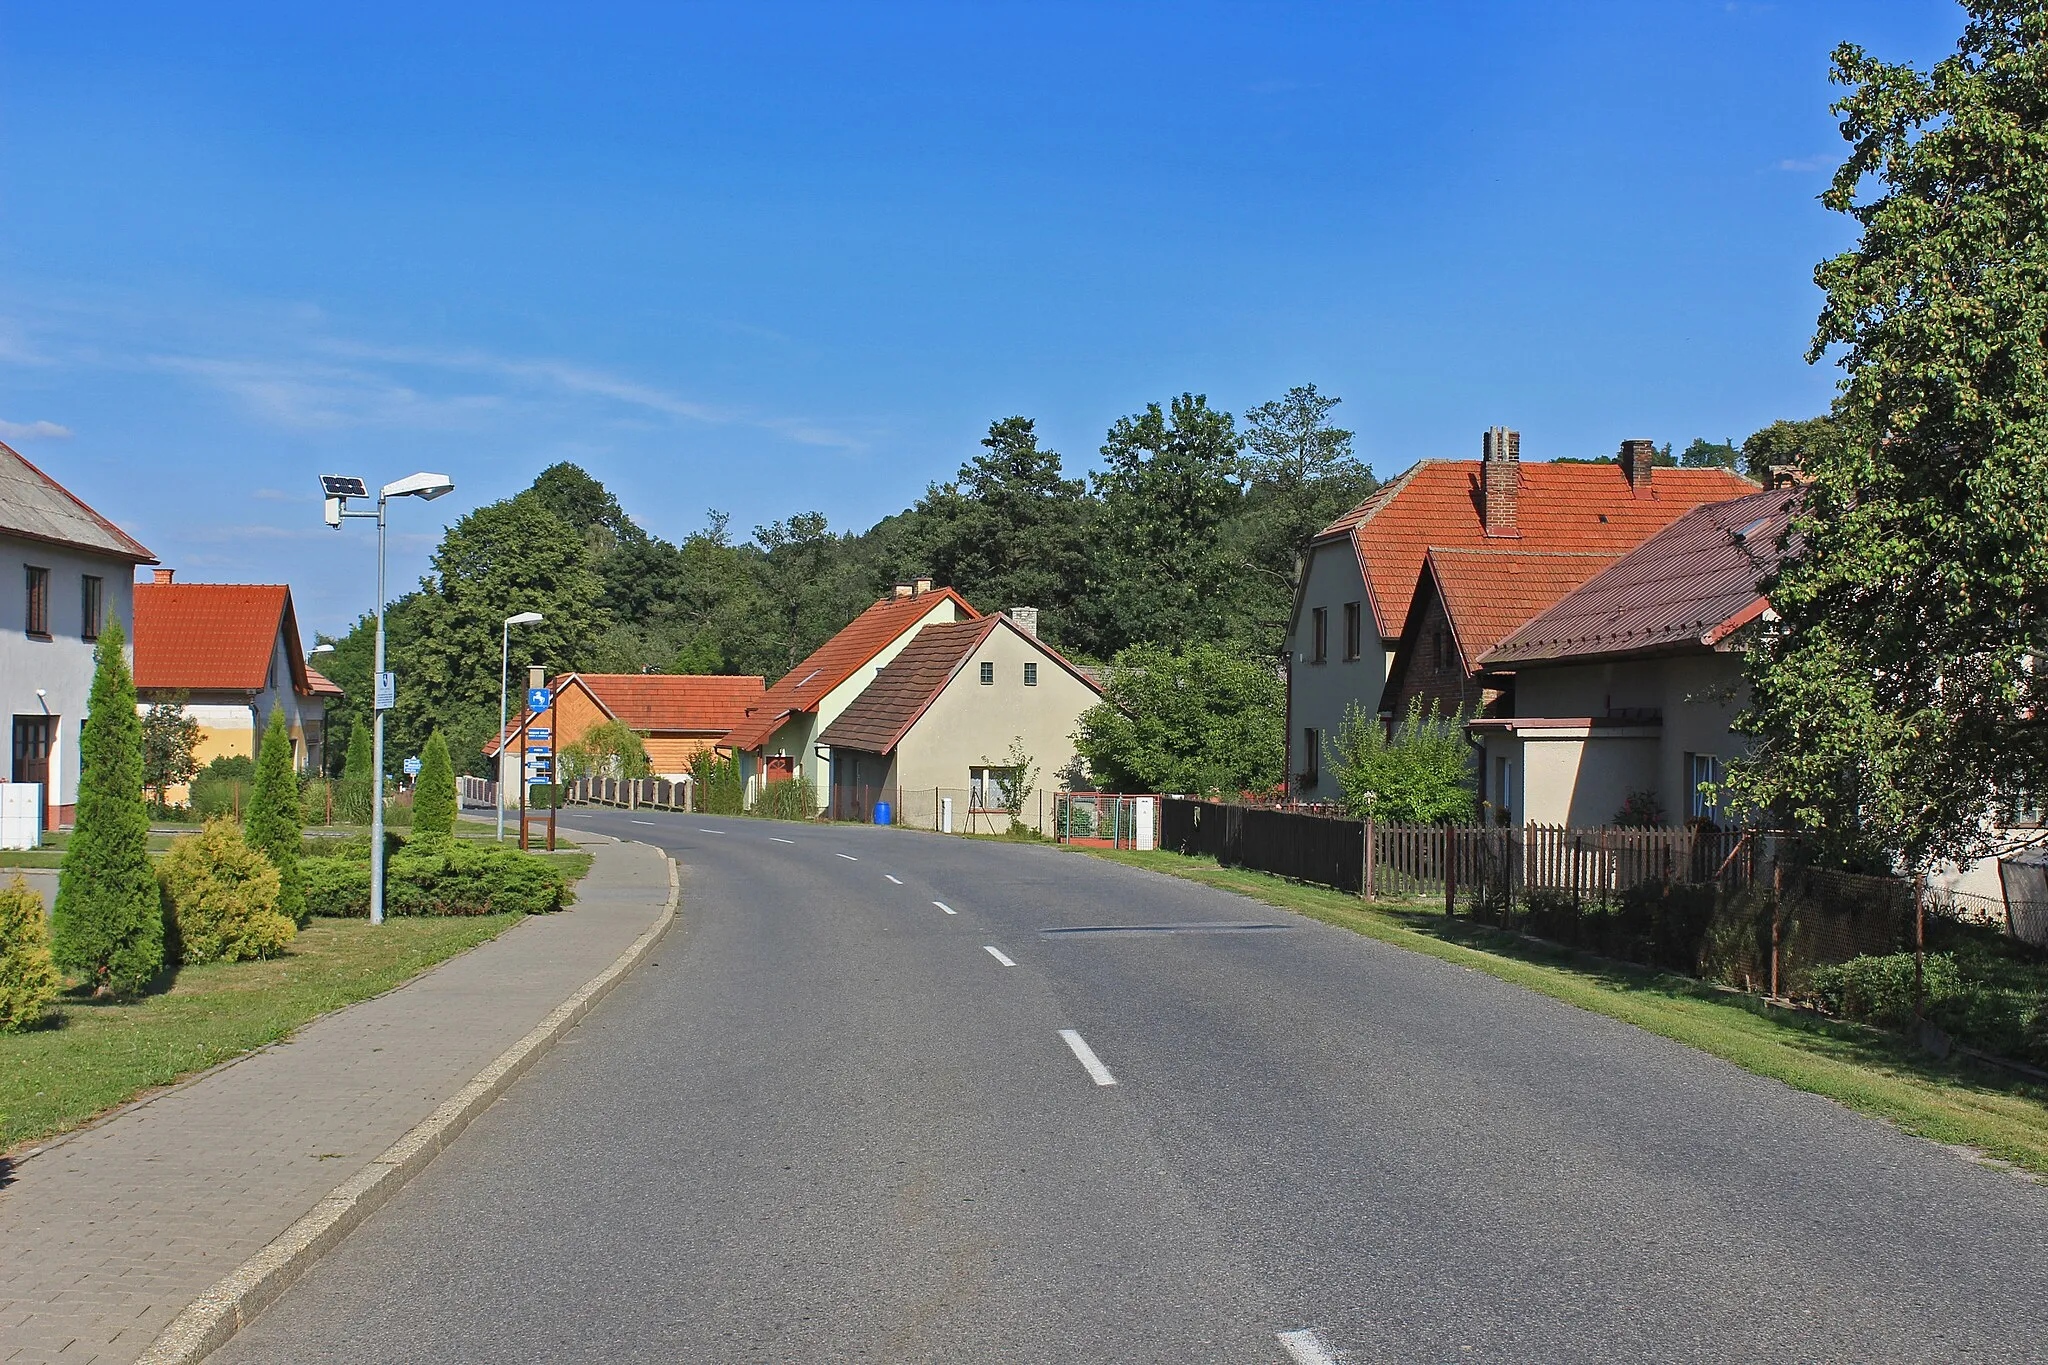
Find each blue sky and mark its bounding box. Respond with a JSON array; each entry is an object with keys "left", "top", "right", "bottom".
[{"left": 0, "top": 2, "right": 1958, "bottom": 635}]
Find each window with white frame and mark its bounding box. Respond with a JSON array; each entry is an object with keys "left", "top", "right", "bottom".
[
  {"left": 1689, "top": 753, "right": 1724, "bottom": 824},
  {"left": 1023, "top": 662, "right": 1037, "bottom": 686}
]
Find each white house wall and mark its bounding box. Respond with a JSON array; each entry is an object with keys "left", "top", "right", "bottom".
[
  {"left": 0, "top": 533, "right": 137, "bottom": 824},
  {"left": 887, "top": 625, "right": 1096, "bottom": 829},
  {"left": 1285, "top": 538, "right": 1384, "bottom": 799}
]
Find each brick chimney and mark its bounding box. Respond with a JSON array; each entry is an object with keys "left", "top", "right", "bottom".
[
  {"left": 1008, "top": 607, "right": 1039, "bottom": 638},
  {"left": 1481, "top": 427, "right": 1520, "bottom": 537},
  {"left": 1619, "top": 439, "right": 1656, "bottom": 494},
  {"left": 152, "top": 568, "right": 175, "bottom": 585}
]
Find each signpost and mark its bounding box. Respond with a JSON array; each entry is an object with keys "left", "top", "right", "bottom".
[{"left": 403, "top": 756, "right": 422, "bottom": 778}]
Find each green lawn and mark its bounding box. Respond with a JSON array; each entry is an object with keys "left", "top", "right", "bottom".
[
  {"left": 1083, "top": 847, "right": 2048, "bottom": 1177},
  {"left": 2, "top": 914, "right": 522, "bottom": 1152}
]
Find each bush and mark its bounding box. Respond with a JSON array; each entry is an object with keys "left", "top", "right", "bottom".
[
  {"left": 385, "top": 837, "right": 570, "bottom": 916},
  {"left": 382, "top": 791, "right": 414, "bottom": 828},
  {"left": 301, "top": 855, "right": 372, "bottom": 917},
  {"left": 413, "top": 731, "right": 457, "bottom": 837},
  {"left": 1330, "top": 697, "right": 1476, "bottom": 824},
  {"left": 690, "top": 749, "right": 746, "bottom": 816},
  {"left": 1807, "top": 952, "right": 1964, "bottom": 1031},
  {"left": 190, "top": 775, "right": 248, "bottom": 821},
  {"left": 0, "top": 875, "right": 59, "bottom": 1031},
  {"left": 749, "top": 775, "right": 818, "bottom": 822},
  {"left": 158, "top": 820, "right": 296, "bottom": 964}
]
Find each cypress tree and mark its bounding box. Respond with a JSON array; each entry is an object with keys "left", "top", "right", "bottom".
[
  {"left": 245, "top": 706, "right": 307, "bottom": 925},
  {"left": 53, "top": 617, "right": 163, "bottom": 997},
  {"left": 413, "top": 730, "right": 457, "bottom": 839},
  {"left": 339, "top": 722, "right": 373, "bottom": 824}
]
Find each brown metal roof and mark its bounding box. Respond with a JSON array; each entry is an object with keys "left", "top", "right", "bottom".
[{"left": 1480, "top": 488, "right": 1800, "bottom": 667}]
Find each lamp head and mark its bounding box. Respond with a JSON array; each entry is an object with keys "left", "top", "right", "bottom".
[
  {"left": 309, "top": 643, "right": 335, "bottom": 655},
  {"left": 506, "top": 611, "right": 544, "bottom": 627},
  {"left": 381, "top": 471, "right": 456, "bottom": 501}
]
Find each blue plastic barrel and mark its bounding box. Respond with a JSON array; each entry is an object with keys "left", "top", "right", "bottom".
[{"left": 874, "top": 801, "right": 893, "bottom": 826}]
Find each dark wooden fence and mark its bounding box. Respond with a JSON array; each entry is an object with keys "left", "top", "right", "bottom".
[{"left": 1163, "top": 800, "right": 1759, "bottom": 906}]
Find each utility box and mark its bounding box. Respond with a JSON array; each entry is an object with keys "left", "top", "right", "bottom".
[{"left": 0, "top": 784, "right": 43, "bottom": 850}]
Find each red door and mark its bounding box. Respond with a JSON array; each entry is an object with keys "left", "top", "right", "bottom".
[
  {"left": 764, "top": 755, "right": 794, "bottom": 785},
  {"left": 13, "top": 715, "right": 52, "bottom": 830}
]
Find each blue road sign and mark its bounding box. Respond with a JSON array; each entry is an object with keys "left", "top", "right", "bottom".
[
  {"left": 527, "top": 686, "right": 553, "bottom": 713},
  {"left": 527, "top": 727, "right": 551, "bottom": 742},
  {"left": 403, "top": 756, "right": 422, "bottom": 776},
  {"left": 528, "top": 745, "right": 551, "bottom": 756}
]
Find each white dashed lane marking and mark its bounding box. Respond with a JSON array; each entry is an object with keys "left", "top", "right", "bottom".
[
  {"left": 885, "top": 874, "right": 903, "bottom": 884},
  {"left": 836, "top": 853, "right": 859, "bottom": 862},
  {"left": 1276, "top": 1329, "right": 1340, "bottom": 1364},
  {"left": 770, "top": 837, "right": 795, "bottom": 845},
  {"left": 1058, "top": 1029, "right": 1117, "bottom": 1087},
  {"left": 984, "top": 946, "right": 1016, "bottom": 967},
  {"left": 933, "top": 901, "right": 956, "bottom": 915}
]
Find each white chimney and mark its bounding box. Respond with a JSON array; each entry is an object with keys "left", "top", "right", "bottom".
[{"left": 1008, "top": 607, "right": 1039, "bottom": 638}]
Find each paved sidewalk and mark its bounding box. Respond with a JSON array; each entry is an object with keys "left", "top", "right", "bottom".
[{"left": 0, "top": 833, "right": 672, "bottom": 1365}]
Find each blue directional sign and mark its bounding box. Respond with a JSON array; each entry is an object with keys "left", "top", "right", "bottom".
[
  {"left": 403, "top": 756, "right": 422, "bottom": 776},
  {"left": 527, "top": 686, "right": 553, "bottom": 713},
  {"left": 527, "top": 745, "right": 551, "bottom": 756},
  {"left": 527, "top": 727, "right": 551, "bottom": 743}
]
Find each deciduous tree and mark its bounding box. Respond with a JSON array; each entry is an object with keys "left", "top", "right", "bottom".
[
  {"left": 1735, "top": 2, "right": 2048, "bottom": 868},
  {"left": 140, "top": 692, "right": 201, "bottom": 809},
  {"left": 1073, "top": 641, "right": 1283, "bottom": 795}
]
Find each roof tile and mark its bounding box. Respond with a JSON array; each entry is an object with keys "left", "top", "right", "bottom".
[{"left": 134, "top": 583, "right": 306, "bottom": 694}]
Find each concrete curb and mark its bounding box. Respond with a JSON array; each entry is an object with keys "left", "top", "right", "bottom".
[{"left": 135, "top": 852, "right": 681, "bottom": 1365}]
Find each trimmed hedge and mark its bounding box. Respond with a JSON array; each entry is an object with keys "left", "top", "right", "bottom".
[{"left": 301, "top": 835, "right": 569, "bottom": 918}]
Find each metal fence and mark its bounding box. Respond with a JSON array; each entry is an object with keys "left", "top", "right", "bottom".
[{"left": 1162, "top": 800, "right": 1365, "bottom": 892}]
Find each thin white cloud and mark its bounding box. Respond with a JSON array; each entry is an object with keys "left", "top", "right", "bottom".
[
  {"left": 0, "top": 418, "right": 73, "bottom": 440},
  {"left": 1777, "top": 154, "right": 1833, "bottom": 173}
]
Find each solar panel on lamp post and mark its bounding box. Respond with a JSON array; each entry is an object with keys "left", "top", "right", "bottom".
[
  {"left": 499, "top": 612, "right": 544, "bottom": 841},
  {"left": 321, "top": 471, "right": 454, "bottom": 924}
]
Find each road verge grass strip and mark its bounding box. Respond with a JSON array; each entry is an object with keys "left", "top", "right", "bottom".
[{"left": 1082, "top": 847, "right": 2048, "bottom": 1178}]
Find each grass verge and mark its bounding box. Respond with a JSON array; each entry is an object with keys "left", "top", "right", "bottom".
[
  {"left": 2, "top": 914, "right": 520, "bottom": 1152},
  {"left": 1083, "top": 847, "right": 2048, "bottom": 1177}
]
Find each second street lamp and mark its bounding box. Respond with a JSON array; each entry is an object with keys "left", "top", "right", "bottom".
[
  {"left": 321, "top": 470, "right": 455, "bottom": 924},
  {"left": 499, "top": 611, "right": 544, "bottom": 841}
]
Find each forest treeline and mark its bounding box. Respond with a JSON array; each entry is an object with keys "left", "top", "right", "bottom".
[{"left": 316, "top": 385, "right": 1377, "bottom": 774}]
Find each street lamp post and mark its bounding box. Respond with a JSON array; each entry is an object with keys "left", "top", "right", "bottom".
[
  {"left": 498, "top": 611, "right": 544, "bottom": 841},
  {"left": 321, "top": 472, "right": 455, "bottom": 924}
]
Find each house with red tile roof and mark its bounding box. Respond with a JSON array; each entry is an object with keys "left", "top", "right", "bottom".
[
  {"left": 485, "top": 671, "right": 765, "bottom": 796},
  {"left": 132, "top": 570, "right": 339, "bottom": 800},
  {"left": 724, "top": 579, "right": 977, "bottom": 808},
  {"left": 816, "top": 613, "right": 1101, "bottom": 832},
  {"left": 1375, "top": 548, "right": 1621, "bottom": 733},
  {"left": 2, "top": 441, "right": 156, "bottom": 830},
  {"left": 1467, "top": 486, "right": 1799, "bottom": 828},
  {"left": 1286, "top": 432, "right": 1756, "bottom": 803}
]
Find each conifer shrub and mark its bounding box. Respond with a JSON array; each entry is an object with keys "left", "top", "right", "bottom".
[
  {"left": 0, "top": 874, "right": 59, "bottom": 1031},
  {"left": 53, "top": 618, "right": 165, "bottom": 997},
  {"left": 412, "top": 731, "right": 457, "bottom": 838},
  {"left": 245, "top": 707, "right": 307, "bottom": 925},
  {"left": 158, "top": 819, "right": 295, "bottom": 963},
  {"left": 385, "top": 838, "right": 569, "bottom": 916},
  {"left": 301, "top": 855, "right": 371, "bottom": 917},
  {"left": 336, "top": 723, "right": 375, "bottom": 824}
]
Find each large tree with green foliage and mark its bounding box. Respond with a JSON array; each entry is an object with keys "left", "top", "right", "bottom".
[
  {"left": 1734, "top": 2, "right": 2048, "bottom": 869},
  {"left": 244, "top": 706, "right": 306, "bottom": 925},
  {"left": 1228, "top": 384, "right": 1378, "bottom": 653},
  {"left": 390, "top": 490, "right": 611, "bottom": 773},
  {"left": 915, "top": 417, "right": 1094, "bottom": 648},
  {"left": 1740, "top": 416, "right": 1843, "bottom": 484},
  {"left": 1084, "top": 394, "right": 1247, "bottom": 654},
  {"left": 1073, "top": 641, "right": 1284, "bottom": 795},
  {"left": 52, "top": 619, "right": 163, "bottom": 996}
]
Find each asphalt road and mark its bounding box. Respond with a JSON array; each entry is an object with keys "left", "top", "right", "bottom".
[{"left": 216, "top": 811, "right": 2048, "bottom": 1364}]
